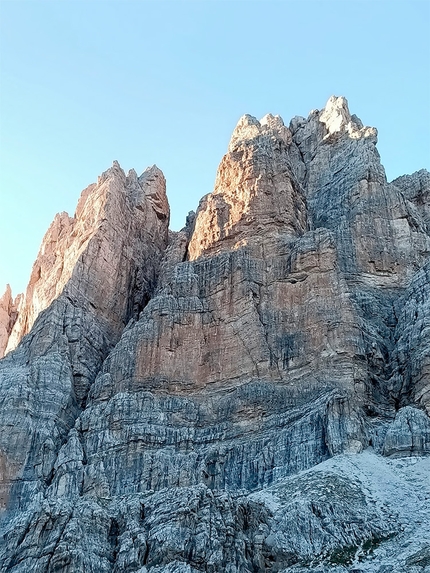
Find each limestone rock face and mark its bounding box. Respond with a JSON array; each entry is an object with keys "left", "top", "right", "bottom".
[
  {"left": 393, "top": 169, "right": 430, "bottom": 232},
  {"left": 0, "top": 286, "right": 20, "bottom": 359},
  {"left": 5, "top": 162, "right": 169, "bottom": 354},
  {"left": 0, "top": 161, "right": 169, "bottom": 513},
  {"left": 5, "top": 211, "right": 74, "bottom": 353},
  {"left": 384, "top": 406, "right": 430, "bottom": 457},
  {"left": 391, "top": 260, "right": 430, "bottom": 413},
  {"left": 1, "top": 97, "right": 430, "bottom": 573},
  {"left": 290, "top": 96, "right": 430, "bottom": 286},
  {"left": 188, "top": 113, "right": 307, "bottom": 260}
]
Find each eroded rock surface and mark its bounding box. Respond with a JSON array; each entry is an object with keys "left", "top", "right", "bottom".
[
  {"left": 390, "top": 260, "right": 430, "bottom": 413},
  {"left": 0, "top": 286, "right": 19, "bottom": 359},
  {"left": 0, "top": 97, "right": 430, "bottom": 573},
  {"left": 188, "top": 113, "right": 306, "bottom": 260},
  {"left": 0, "top": 161, "right": 169, "bottom": 514},
  {"left": 5, "top": 162, "right": 169, "bottom": 355}
]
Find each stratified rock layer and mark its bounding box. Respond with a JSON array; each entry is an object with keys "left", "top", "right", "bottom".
[
  {"left": 1, "top": 97, "right": 430, "bottom": 573},
  {"left": 0, "top": 161, "right": 169, "bottom": 513},
  {"left": 188, "top": 113, "right": 306, "bottom": 259}
]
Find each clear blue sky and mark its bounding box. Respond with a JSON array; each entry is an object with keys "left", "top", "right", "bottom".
[{"left": 1, "top": 0, "right": 429, "bottom": 295}]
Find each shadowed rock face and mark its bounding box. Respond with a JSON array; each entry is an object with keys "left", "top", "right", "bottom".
[
  {"left": 291, "top": 96, "right": 430, "bottom": 285},
  {"left": 1, "top": 96, "right": 430, "bottom": 573}
]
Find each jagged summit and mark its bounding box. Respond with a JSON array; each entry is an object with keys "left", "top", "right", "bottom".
[
  {"left": 289, "top": 95, "right": 377, "bottom": 143},
  {"left": 319, "top": 95, "right": 378, "bottom": 141},
  {"left": 228, "top": 111, "right": 291, "bottom": 152},
  {"left": 0, "top": 96, "right": 429, "bottom": 573},
  {"left": 320, "top": 95, "right": 356, "bottom": 134},
  {"left": 3, "top": 159, "right": 170, "bottom": 355}
]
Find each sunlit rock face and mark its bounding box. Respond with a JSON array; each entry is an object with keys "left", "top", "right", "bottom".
[
  {"left": 0, "top": 286, "right": 20, "bottom": 359},
  {"left": 188, "top": 113, "right": 307, "bottom": 260},
  {"left": 0, "top": 161, "right": 169, "bottom": 513},
  {"left": 1, "top": 96, "right": 430, "bottom": 573},
  {"left": 5, "top": 162, "right": 169, "bottom": 354}
]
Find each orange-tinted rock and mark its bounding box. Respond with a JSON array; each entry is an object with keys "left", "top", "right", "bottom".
[
  {"left": 188, "top": 114, "right": 307, "bottom": 260},
  {"left": 0, "top": 161, "right": 169, "bottom": 513},
  {"left": 5, "top": 162, "right": 170, "bottom": 354}
]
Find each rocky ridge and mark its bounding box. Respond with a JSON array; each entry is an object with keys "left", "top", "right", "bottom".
[{"left": 0, "top": 96, "right": 429, "bottom": 573}]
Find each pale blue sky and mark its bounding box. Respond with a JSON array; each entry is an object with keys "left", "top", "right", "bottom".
[{"left": 1, "top": 0, "right": 429, "bottom": 295}]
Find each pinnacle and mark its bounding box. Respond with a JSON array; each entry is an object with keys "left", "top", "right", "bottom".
[{"left": 319, "top": 95, "right": 352, "bottom": 135}]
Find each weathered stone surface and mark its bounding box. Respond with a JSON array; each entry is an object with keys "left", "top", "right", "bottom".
[
  {"left": 390, "top": 260, "right": 430, "bottom": 414},
  {"left": 384, "top": 406, "right": 430, "bottom": 457},
  {"left": 393, "top": 169, "right": 430, "bottom": 232},
  {"left": 5, "top": 211, "right": 75, "bottom": 353},
  {"left": 5, "top": 162, "right": 169, "bottom": 355},
  {"left": 1, "top": 96, "right": 430, "bottom": 572},
  {"left": 0, "top": 286, "right": 20, "bottom": 359},
  {"left": 290, "top": 96, "right": 430, "bottom": 287},
  {"left": 0, "top": 161, "right": 169, "bottom": 514},
  {"left": 188, "top": 113, "right": 307, "bottom": 260},
  {"left": 2, "top": 452, "right": 429, "bottom": 573}
]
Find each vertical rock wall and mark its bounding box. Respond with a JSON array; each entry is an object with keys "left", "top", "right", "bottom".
[
  {"left": 0, "top": 286, "right": 20, "bottom": 359},
  {"left": 0, "top": 97, "right": 429, "bottom": 573},
  {"left": 0, "top": 161, "right": 170, "bottom": 515}
]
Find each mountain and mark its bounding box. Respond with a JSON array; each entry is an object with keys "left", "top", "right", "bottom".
[{"left": 0, "top": 96, "right": 429, "bottom": 573}]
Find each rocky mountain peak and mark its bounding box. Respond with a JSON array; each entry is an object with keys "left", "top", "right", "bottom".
[
  {"left": 228, "top": 112, "right": 292, "bottom": 152},
  {"left": 319, "top": 95, "right": 377, "bottom": 142},
  {"left": 188, "top": 112, "right": 306, "bottom": 260},
  {"left": 0, "top": 96, "right": 430, "bottom": 573},
  {"left": 320, "top": 95, "right": 354, "bottom": 134},
  {"left": 97, "top": 159, "right": 126, "bottom": 185},
  {"left": 137, "top": 164, "right": 169, "bottom": 222},
  {"left": 0, "top": 284, "right": 12, "bottom": 317},
  {"left": 4, "top": 160, "right": 170, "bottom": 355}
]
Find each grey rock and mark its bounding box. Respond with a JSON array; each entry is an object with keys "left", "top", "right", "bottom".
[
  {"left": 0, "top": 161, "right": 169, "bottom": 514},
  {"left": 3, "top": 451, "right": 427, "bottom": 572},
  {"left": 390, "top": 260, "right": 430, "bottom": 413},
  {"left": 392, "top": 169, "right": 430, "bottom": 232},
  {"left": 384, "top": 406, "right": 430, "bottom": 457},
  {"left": 1, "top": 96, "right": 430, "bottom": 573}
]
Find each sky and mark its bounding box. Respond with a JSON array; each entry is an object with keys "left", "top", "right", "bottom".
[{"left": 0, "top": 0, "right": 429, "bottom": 295}]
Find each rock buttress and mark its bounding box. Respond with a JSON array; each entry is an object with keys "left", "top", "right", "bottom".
[{"left": 0, "top": 161, "right": 169, "bottom": 515}]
